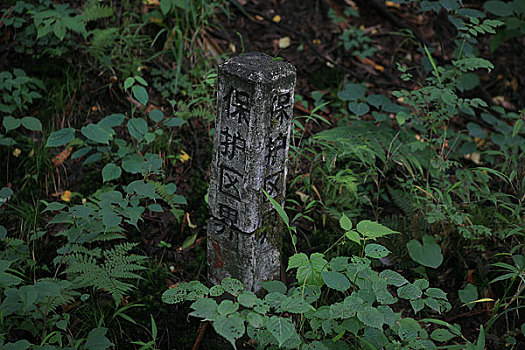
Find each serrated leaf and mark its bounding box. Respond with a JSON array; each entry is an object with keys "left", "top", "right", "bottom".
[
  {"left": 127, "top": 118, "right": 148, "bottom": 141},
  {"left": 282, "top": 295, "right": 314, "bottom": 313},
  {"left": 238, "top": 291, "right": 257, "bottom": 308},
  {"left": 345, "top": 230, "right": 361, "bottom": 244},
  {"left": 102, "top": 211, "right": 121, "bottom": 228},
  {"left": 365, "top": 244, "right": 390, "bottom": 259},
  {"left": 380, "top": 270, "right": 408, "bottom": 287},
  {"left": 102, "top": 163, "right": 122, "bottom": 182},
  {"left": 425, "top": 288, "right": 447, "bottom": 300},
  {"left": 213, "top": 314, "right": 245, "bottom": 349},
  {"left": 267, "top": 316, "right": 296, "bottom": 347},
  {"left": 261, "top": 280, "right": 287, "bottom": 294},
  {"left": 356, "top": 220, "right": 397, "bottom": 239},
  {"left": 398, "top": 283, "right": 423, "bottom": 300},
  {"left": 189, "top": 298, "right": 218, "bottom": 320},
  {"left": 46, "top": 128, "right": 75, "bottom": 147},
  {"left": 322, "top": 271, "right": 351, "bottom": 291},
  {"left": 339, "top": 213, "right": 352, "bottom": 230},
  {"left": 221, "top": 277, "right": 244, "bottom": 296},
  {"left": 81, "top": 124, "right": 112, "bottom": 144},
  {"left": 99, "top": 114, "right": 125, "bottom": 129},
  {"left": 21, "top": 116, "right": 42, "bottom": 131},
  {"left": 209, "top": 285, "right": 224, "bottom": 297},
  {"left": 357, "top": 306, "right": 384, "bottom": 329},
  {"left": 217, "top": 300, "right": 239, "bottom": 315}
]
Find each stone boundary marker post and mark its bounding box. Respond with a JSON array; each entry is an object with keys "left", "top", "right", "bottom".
[{"left": 207, "top": 52, "right": 296, "bottom": 293}]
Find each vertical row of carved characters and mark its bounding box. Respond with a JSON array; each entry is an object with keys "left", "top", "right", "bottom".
[
  {"left": 264, "top": 91, "right": 293, "bottom": 200},
  {"left": 215, "top": 87, "right": 251, "bottom": 231}
]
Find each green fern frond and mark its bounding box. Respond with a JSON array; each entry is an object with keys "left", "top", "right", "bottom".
[
  {"left": 81, "top": 1, "right": 114, "bottom": 22},
  {"left": 64, "top": 243, "right": 146, "bottom": 305},
  {"left": 150, "top": 181, "right": 186, "bottom": 221}
]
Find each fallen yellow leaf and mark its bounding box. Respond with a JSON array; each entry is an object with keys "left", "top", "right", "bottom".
[
  {"left": 279, "top": 36, "right": 291, "bottom": 49},
  {"left": 272, "top": 15, "right": 281, "bottom": 23}
]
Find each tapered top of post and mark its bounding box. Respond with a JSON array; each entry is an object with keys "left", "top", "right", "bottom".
[{"left": 219, "top": 52, "right": 296, "bottom": 84}]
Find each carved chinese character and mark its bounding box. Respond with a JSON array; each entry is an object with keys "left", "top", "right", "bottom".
[
  {"left": 265, "top": 171, "right": 283, "bottom": 198},
  {"left": 220, "top": 166, "right": 242, "bottom": 200},
  {"left": 220, "top": 126, "right": 246, "bottom": 160},
  {"left": 219, "top": 203, "right": 239, "bottom": 226},
  {"left": 266, "top": 133, "right": 286, "bottom": 166},
  {"left": 272, "top": 92, "right": 292, "bottom": 124},
  {"left": 225, "top": 88, "right": 251, "bottom": 126}
]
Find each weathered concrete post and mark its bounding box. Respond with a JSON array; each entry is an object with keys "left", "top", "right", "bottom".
[{"left": 207, "top": 52, "right": 296, "bottom": 292}]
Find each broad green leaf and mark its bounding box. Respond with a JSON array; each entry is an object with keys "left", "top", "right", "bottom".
[
  {"left": 132, "top": 85, "right": 148, "bottom": 105},
  {"left": 221, "top": 277, "right": 244, "bottom": 296},
  {"left": 288, "top": 253, "right": 327, "bottom": 286},
  {"left": 345, "top": 230, "right": 361, "bottom": 244},
  {"left": 267, "top": 316, "right": 295, "bottom": 347},
  {"left": 246, "top": 311, "right": 263, "bottom": 328},
  {"left": 189, "top": 298, "right": 218, "bottom": 321},
  {"left": 356, "top": 220, "right": 397, "bottom": 239},
  {"left": 213, "top": 314, "right": 245, "bottom": 349},
  {"left": 0, "top": 187, "right": 13, "bottom": 199},
  {"left": 70, "top": 205, "right": 93, "bottom": 218},
  {"left": 99, "top": 114, "right": 125, "bottom": 129},
  {"left": 484, "top": 1, "right": 514, "bottom": 16},
  {"left": 321, "top": 271, "right": 351, "bottom": 291},
  {"left": 127, "top": 118, "right": 148, "bottom": 142},
  {"left": 339, "top": 213, "right": 352, "bottom": 231},
  {"left": 43, "top": 202, "right": 66, "bottom": 212},
  {"left": 124, "top": 77, "right": 135, "bottom": 90},
  {"left": 238, "top": 291, "right": 257, "bottom": 308},
  {"left": 348, "top": 102, "right": 369, "bottom": 116},
  {"left": 102, "top": 163, "right": 122, "bottom": 182},
  {"left": 148, "top": 204, "right": 163, "bottom": 212},
  {"left": 458, "top": 283, "right": 478, "bottom": 310},
  {"left": 209, "top": 285, "right": 224, "bottom": 297},
  {"left": 430, "top": 329, "right": 456, "bottom": 342},
  {"left": 261, "top": 280, "right": 287, "bottom": 294},
  {"left": 365, "top": 244, "right": 390, "bottom": 259},
  {"left": 81, "top": 124, "right": 112, "bottom": 144},
  {"left": 85, "top": 327, "right": 113, "bottom": 350},
  {"left": 406, "top": 235, "right": 443, "bottom": 268},
  {"left": 160, "top": 0, "right": 172, "bottom": 15},
  {"left": 398, "top": 283, "right": 423, "bottom": 300},
  {"left": 102, "top": 211, "right": 121, "bottom": 228},
  {"left": 21, "top": 116, "right": 42, "bottom": 131},
  {"left": 425, "top": 288, "right": 447, "bottom": 300},
  {"left": 440, "top": 0, "right": 459, "bottom": 11},
  {"left": 46, "top": 128, "right": 75, "bottom": 147},
  {"left": 149, "top": 109, "right": 164, "bottom": 122},
  {"left": 163, "top": 117, "right": 185, "bottom": 127},
  {"left": 217, "top": 300, "right": 239, "bottom": 315},
  {"left": 380, "top": 270, "right": 408, "bottom": 287},
  {"left": 282, "top": 295, "right": 314, "bottom": 313},
  {"left": 338, "top": 83, "right": 366, "bottom": 101},
  {"left": 357, "top": 306, "right": 384, "bottom": 329}
]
